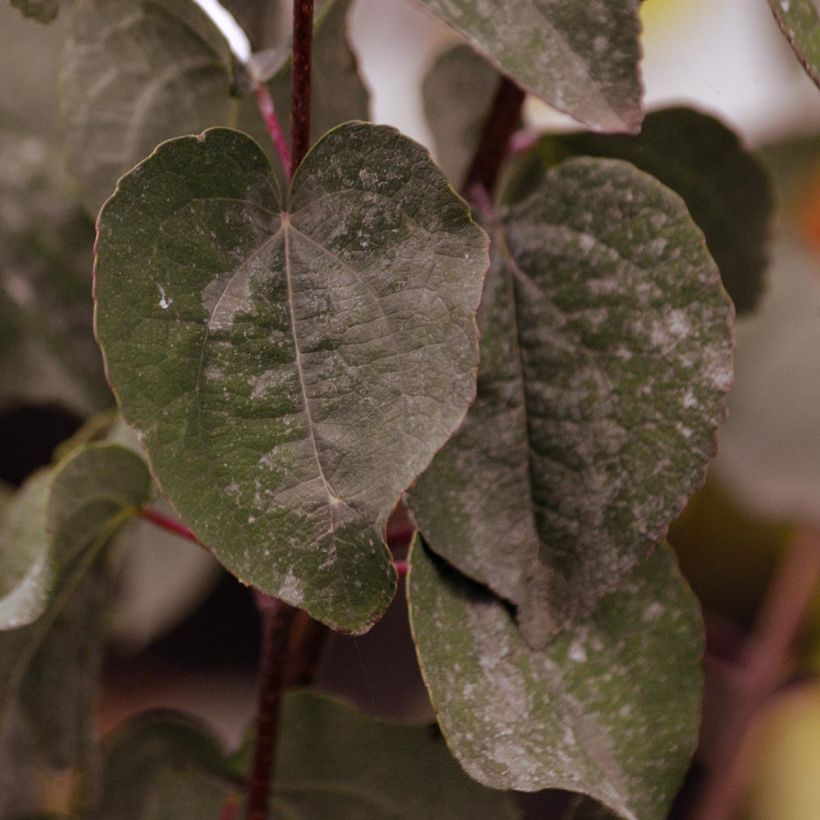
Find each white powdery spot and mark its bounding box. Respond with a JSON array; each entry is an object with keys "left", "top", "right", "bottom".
[
  {"left": 157, "top": 284, "right": 172, "bottom": 310},
  {"left": 642, "top": 602, "right": 665, "bottom": 623},
  {"left": 568, "top": 637, "right": 588, "bottom": 663},
  {"left": 682, "top": 388, "right": 697, "bottom": 409}
]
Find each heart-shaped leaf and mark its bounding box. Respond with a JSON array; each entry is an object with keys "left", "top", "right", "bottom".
[
  {"left": 768, "top": 0, "right": 820, "bottom": 88},
  {"left": 415, "top": 0, "right": 643, "bottom": 133},
  {"left": 407, "top": 157, "right": 733, "bottom": 646},
  {"left": 61, "top": 0, "right": 236, "bottom": 215},
  {"left": 94, "top": 123, "right": 488, "bottom": 633},
  {"left": 407, "top": 537, "right": 703, "bottom": 820}
]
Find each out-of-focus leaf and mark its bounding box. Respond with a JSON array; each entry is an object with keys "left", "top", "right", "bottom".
[
  {"left": 768, "top": 0, "right": 820, "bottom": 88},
  {"left": 407, "top": 157, "right": 733, "bottom": 646},
  {"left": 0, "top": 445, "right": 151, "bottom": 770},
  {"left": 415, "top": 0, "right": 643, "bottom": 133},
  {"left": 0, "top": 472, "right": 50, "bottom": 629},
  {"left": 266, "top": 692, "right": 520, "bottom": 818},
  {"left": 407, "top": 538, "right": 702, "bottom": 820},
  {"left": 90, "top": 712, "right": 239, "bottom": 820},
  {"left": 94, "top": 124, "right": 487, "bottom": 633},
  {"left": 61, "top": 0, "right": 236, "bottom": 215},
  {"left": 221, "top": 0, "right": 284, "bottom": 49},
  {"left": 9, "top": 0, "right": 58, "bottom": 23},
  {"left": 0, "top": 130, "right": 108, "bottom": 414},
  {"left": 505, "top": 108, "right": 775, "bottom": 315},
  {"left": 422, "top": 44, "right": 501, "bottom": 186}
]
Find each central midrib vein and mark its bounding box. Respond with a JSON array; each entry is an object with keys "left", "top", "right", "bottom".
[{"left": 281, "top": 217, "right": 340, "bottom": 540}]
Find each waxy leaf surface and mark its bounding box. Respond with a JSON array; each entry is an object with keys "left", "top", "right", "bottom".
[
  {"left": 415, "top": 0, "right": 643, "bottom": 133},
  {"left": 0, "top": 445, "right": 151, "bottom": 768},
  {"left": 407, "top": 158, "right": 733, "bottom": 645},
  {"left": 506, "top": 108, "right": 775, "bottom": 315},
  {"left": 422, "top": 44, "right": 500, "bottom": 186},
  {"left": 768, "top": 0, "right": 820, "bottom": 88},
  {"left": 9, "top": 0, "right": 57, "bottom": 22},
  {"left": 408, "top": 539, "right": 702, "bottom": 820},
  {"left": 94, "top": 124, "right": 488, "bottom": 633},
  {"left": 62, "top": 0, "right": 235, "bottom": 215}
]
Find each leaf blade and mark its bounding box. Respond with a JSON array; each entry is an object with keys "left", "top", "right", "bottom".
[{"left": 94, "top": 123, "right": 488, "bottom": 632}]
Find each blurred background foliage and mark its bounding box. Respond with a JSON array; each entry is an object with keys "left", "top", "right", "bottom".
[{"left": 1, "top": 0, "right": 820, "bottom": 817}]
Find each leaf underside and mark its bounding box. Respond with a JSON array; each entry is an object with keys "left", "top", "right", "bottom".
[
  {"left": 94, "top": 123, "right": 488, "bottom": 633},
  {"left": 407, "top": 157, "right": 733, "bottom": 646},
  {"left": 415, "top": 0, "right": 644, "bottom": 133},
  {"left": 408, "top": 537, "right": 703, "bottom": 820}
]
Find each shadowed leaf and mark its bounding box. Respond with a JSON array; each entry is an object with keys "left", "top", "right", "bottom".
[{"left": 9, "top": 0, "right": 58, "bottom": 22}]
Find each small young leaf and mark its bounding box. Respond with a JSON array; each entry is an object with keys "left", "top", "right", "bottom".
[
  {"left": 422, "top": 44, "right": 501, "bottom": 186},
  {"left": 61, "top": 0, "right": 236, "bottom": 215},
  {"left": 269, "top": 691, "right": 520, "bottom": 819},
  {"left": 415, "top": 0, "right": 643, "bottom": 133},
  {"left": 9, "top": 0, "right": 58, "bottom": 23},
  {"left": 90, "top": 712, "right": 239, "bottom": 820},
  {"left": 407, "top": 538, "right": 703, "bottom": 820},
  {"left": 768, "top": 0, "right": 820, "bottom": 88},
  {"left": 407, "top": 157, "right": 733, "bottom": 645},
  {"left": 506, "top": 108, "right": 775, "bottom": 315},
  {"left": 0, "top": 444, "right": 151, "bottom": 769},
  {"left": 94, "top": 124, "right": 488, "bottom": 633}
]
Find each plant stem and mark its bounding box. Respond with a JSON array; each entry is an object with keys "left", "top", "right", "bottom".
[
  {"left": 284, "top": 610, "right": 328, "bottom": 687},
  {"left": 246, "top": 593, "right": 299, "bottom": 820},
  {"left": 256, "top": 83, "right": 292, "bottom": 181},
  {"left": 137, "top": 506, "right": 205, "bottom": 548},
  {"left": 462, "top": 76, "right": 525, "bottom": 199},
  {"left": 290, "top": 0, "right": 314, "bottom": 172},
  {"left": 690, "top": 531, "right": 820, "bottom": 820}
]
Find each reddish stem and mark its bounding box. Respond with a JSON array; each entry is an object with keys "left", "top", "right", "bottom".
[
  {"left": 690, "top": 531, "right": 820, "bottom": 820},
  {"left": 137, "top": 506, "right": 204, "bottom": 547},
  {"left": 290, "top": 0, "right": 314, "bottom": 171},
  {"left": 394, "top": 559, "right": 408, "bottom": 577},
  {"left": 256, "top": 83, "right": 292, "bottom": 181},
  {"left": 462, "top": 76, "right": 525, "bottom": 197},
  {"left": 246, "top": 593, "right": 298, "bottom": 820}
]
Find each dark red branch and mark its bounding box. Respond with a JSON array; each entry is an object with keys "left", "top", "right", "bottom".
[
  {"left": 245, "top": 594, "right": 299, "bottom": 820},
  {"left": 290, "top": 0, "right": 314, "bottom": 172},
  {"left": 462, "top": 76, "right": 525, "bottom": 199}
]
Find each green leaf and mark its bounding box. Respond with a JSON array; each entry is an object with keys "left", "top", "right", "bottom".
[
  {"left": 506, "top": 108, "right": 775, "bottom": 315},
  {"left": 61, "top": 0, "right": 236, "bottom": 216},
  {"left": 768, "top": 0, "right": 820, "bottom": 88},
  {"left": 91, "top": 712, "right": 239, "bottom": 820},
  {"left": 407, "top": 157, "right": 733, "bottom": 646},
  {"left": 0, "top": 444, "right": 151, "bottom": 769},
  {"left": 0, "top": 130, "right": 108, "bottom": 415},
  {"left": 9, "top": 0, "right": 58, "bottom": 23},
  {"left": 0, "top": 472, "right": 50, "bottom": 630},
  {"left": 269, "top": 691, "right": 520, "bottom": 819},
  {"left": 422, "top": 45, "right": 501, "bottom": 186},
  {"left": 407, "top": 538, "right": 703, "bottom": 819},
  {"left": 222, "top": 0, "right": 283, "bottom": 50},
  {"left": 416, "top": 0, "right": 643, "bottom": 133},
  {"left": 94, "top": 124, "right": 488, "bottom": 632}
]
